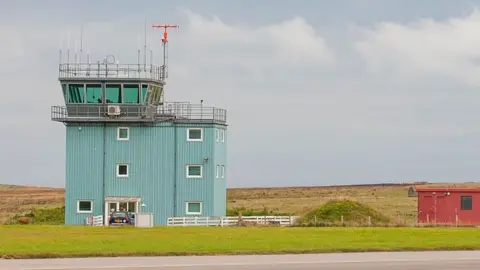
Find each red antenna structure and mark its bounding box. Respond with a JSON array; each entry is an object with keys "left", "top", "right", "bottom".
[{"left": 152, "top": 23, "right": 179, "bottom": 79}]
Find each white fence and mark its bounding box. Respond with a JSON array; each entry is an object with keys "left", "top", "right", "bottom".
[
  {"left": 167, "top": 216, "right": 299, "bottom": 227},
  {"left": 85, "top": 215, "right": 104, "bottom": 226}
]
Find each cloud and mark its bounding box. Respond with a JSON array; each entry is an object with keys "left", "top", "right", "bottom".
[{"left": 353, "top": 9, "right": 480, "bottom": 86}]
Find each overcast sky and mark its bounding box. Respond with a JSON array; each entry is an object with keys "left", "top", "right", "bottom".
[{"left": 2, "top": 0, "right": 480, "bottom": 188}]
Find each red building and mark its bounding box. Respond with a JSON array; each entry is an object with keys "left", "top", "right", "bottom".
[{"left": 416, "top": 187, "right": 480, "bottom": 225}]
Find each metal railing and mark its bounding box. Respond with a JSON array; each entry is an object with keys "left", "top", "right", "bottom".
[
  {"left": 166, "top": 216, "right": 299, "bottom": 227},
  {"left": 51, "top": 102, "right": 227, "bottom": 124},
  {"left": 59, "top": 63, "right": 165, "bottom": 81}
]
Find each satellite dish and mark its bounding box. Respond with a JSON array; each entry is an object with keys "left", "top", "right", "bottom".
[{"left": 104, "top": 54, "right": 116, "bottom": 65}]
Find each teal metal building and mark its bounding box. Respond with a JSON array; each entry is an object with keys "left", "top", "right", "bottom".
[{"left": 51, "top": 38, "right": 227, "bottom": 226}]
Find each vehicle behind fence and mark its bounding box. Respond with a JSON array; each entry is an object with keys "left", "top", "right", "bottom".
[{"left": 85, "top": 213, "right": 154, "bottom": 227}]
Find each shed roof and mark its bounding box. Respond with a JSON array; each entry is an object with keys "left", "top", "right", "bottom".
[{"left": 416, "top": 187, "right": 480, "bottom": 193}]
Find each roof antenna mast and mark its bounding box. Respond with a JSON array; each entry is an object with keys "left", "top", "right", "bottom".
[{"left": 152, "top": 23, "right": 179, "bottom": 80}]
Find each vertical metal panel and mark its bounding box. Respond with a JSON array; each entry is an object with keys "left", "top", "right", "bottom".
[
  {"left": 65, "top": 124, "right": 105, "bottom": 225},
  {"left": 213, "top": 125, "right": 228, "bottom": 216},
  {"left": 174, "top": 124, "right": 216, "bottom": 217},
  {"left": 65, "top": 121, "right": 226, "bottom": 225},
  {"left": 104, "top": 122, "right": 176, "bottom": 225}
]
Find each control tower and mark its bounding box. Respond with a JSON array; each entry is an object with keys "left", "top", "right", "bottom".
[{"left": 52, "top": 24, "right": 228, "bottom": 226}]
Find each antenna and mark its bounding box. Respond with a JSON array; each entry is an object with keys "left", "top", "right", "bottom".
[{"left": 152, "top": 23, "right": 179, "bottom": 80}]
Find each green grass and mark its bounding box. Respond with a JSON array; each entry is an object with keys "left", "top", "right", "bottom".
[
  {"left": 2, "top": 226, "right": 480, "bottom": 258},
  {"left": 299, "top": 199, "right": 392, "bottom": 226}
]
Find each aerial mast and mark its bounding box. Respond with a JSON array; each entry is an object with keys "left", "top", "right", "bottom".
[{"left": 152, "top": 23, "right": 179, "bottom": 80}]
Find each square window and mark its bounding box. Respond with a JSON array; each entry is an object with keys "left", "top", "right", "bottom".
[
  {"left": 186, "top": 165, "right": 202, "bottom": 178},
  {"left": 186, "top": 201, "right": 202, "bottom": 215},
  {"left": 187, "top": 128, "right": 203, "bottom": 141},
  {"left": 221, "top": 165, "right": 225, "bottom": 178},
  {"left": 461, "top": 196, "right": 472, "bottom": 210},
  {"left": 117, "top": 127, "right": 129, "bottom": 140},
  {"left": 117, "top": 164, "right": 129, "bottom": 177},
  {"left": 77, "top": 200, "right": 92, "bottom": 213},
  {"left": 216, "top": 165, "right": 219, "bottom": 178}
]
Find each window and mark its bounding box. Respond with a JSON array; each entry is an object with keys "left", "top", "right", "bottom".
[
  {"left": 86, "top": 84, "right": 102, "bottom": 103},
  {"left": 117, "top": 127, "right": 129, "bottom": 141},
  {"left": 77, "top": 200, "right": 92, "bottom": 213},
  {"left": 221, "top": 165, "right": 225, "bottom": 178},
  {"left": 220, "top": 129, "right": 225, "bottom": 142},
  {"left": 68, "top": 84, "right": 85, "bottom": 103},
  {"left": 186, "top": 165, "right": 202, "bottom": 178},
  {"left": 123, "top": 84, "right": 140, "bottom": 104},
  {"left": 461, "top": 196, "right": 472, "bottom": 210},
  {"left": 141, "top": 84, "right": 149, "bottom": 104},
  {"left": 186, "top": 201, "right": 202, "bottom": 215},
  {"left": 105, "top": 84, "right": 122, "bottom": 103},
  {"left": 216, "top": 129, "right": 219, "bottom": 142},
  {"left": 216, "top": 165, "right": 219, "bottom": 178},
  {"left": 187, "top": 128, "right": 203, "bottom": 141},
  {"left": 117, "top": 164, "right": 129, "bottom": 177}
]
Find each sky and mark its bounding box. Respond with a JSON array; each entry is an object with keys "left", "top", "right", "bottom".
[{"left": 1, "top": 0, "right": 480, "bottom": 188}]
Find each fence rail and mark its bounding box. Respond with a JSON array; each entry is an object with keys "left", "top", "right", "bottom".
[
  {"left": 167, "top": 216, "right": 299, "bottom": 227},
  {"left": 85, "top": 215, "right": 103, "bottom": 226},
  {"left": 59, "top": 63, "right": 165, "bottom": 81},
  {"left": 51, "top": 102, "right": 227, "bottom": 124}
]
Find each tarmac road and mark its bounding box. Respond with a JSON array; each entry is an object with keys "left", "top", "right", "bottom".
[{"left": 1, "top": 251, "right": 480, "bottom": 270}]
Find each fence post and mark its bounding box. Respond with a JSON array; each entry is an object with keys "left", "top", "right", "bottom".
[
  {"left": 368, "top": 216, "right": 371, "bottom": 226},
  {"left": 456, "top": 214, "right": 459, "bottom": 227},
  {"left": 341, "top": 215, "right": 344, "bottom": 225}
]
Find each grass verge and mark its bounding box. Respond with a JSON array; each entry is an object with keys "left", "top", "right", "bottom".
[{"left": 2, "top": 226, "right": 480, "bottom": 259}]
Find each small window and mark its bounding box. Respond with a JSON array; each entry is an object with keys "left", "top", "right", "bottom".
[
  {"left": 117, "top": 127, "right": 129, "bottom": 140},
  {"left": 216, "top": 129, "right": 220, "bottom": 142},
  {"left": 117, "top": 164, "right": 129, "bottom": 177},
  {"left": 187, "top": 128, "right": 203, "bottom": 141},
  {"left": 461, "top": 196, "right": 472, "bottom": 210},
  {"left": 186, "top": 201, "right": 202, "bottom": 215},
  {"left": 216, "top": 165, "right": 219, "bottom": 178},
  {"left": 186, "top": 165, "right": 202, "bottom": 178},
  {"left": 221, "top": 165, "right": 225, "bottom": 178},
  {"left": 220, "top": 129, "right": 225, "bottom": 142},
  {"left": 77, "top": 200, "right": 92, "bottom": 213}
]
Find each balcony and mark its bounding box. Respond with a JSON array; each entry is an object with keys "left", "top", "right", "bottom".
[{"left": 51, "top": 102, "right": 227, "bottom": 124}]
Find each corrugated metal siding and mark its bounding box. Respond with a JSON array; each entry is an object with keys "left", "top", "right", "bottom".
[
  {"left": 174, "top": 125, "right": 216, "bottom": 216},
  {"left": 213, "top": 125, "right": 228, "bottom": 216},
  {"left": 65, "top": 124, "right": 105, "bottom": 225},
  {"left": 103, "top": 122, "right": 176, "bottom": 225},
  {"left": 64, "top": 122, "right": 225, "bottom": 225}
]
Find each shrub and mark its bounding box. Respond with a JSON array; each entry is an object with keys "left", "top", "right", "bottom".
[
  {"left": 9, "top": 206, "right": 65, "bottom": 225},
  {"left": 298, "top": 199, "right": 391, "bottom": 226}
]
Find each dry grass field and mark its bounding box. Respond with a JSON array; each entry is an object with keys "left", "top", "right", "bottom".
[
  {"left": 0, "top": 185, "right": 64, "bottom": 224},
  {"left": 1, "top": 182, "right": 480, "bottom": 224}
]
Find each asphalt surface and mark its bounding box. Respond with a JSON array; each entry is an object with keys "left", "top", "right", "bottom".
[{"left": 1, "top": 251, "right": 480, "bottom": 269}]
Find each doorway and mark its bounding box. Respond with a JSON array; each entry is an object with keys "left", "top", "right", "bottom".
[{"left": 104, "top": 196, "right": 141, "bottom": 226}]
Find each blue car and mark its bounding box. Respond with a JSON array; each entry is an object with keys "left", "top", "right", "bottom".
[{"left": 108, "top": 211, "right": 135, "bottom": 225}]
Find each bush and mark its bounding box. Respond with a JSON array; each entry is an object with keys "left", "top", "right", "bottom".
[
  {"left": 298, "top": 199, "right": 391, "bottom": 226},
  {"left": 9, "top": 206, "right": 65, "bottom": 225}
]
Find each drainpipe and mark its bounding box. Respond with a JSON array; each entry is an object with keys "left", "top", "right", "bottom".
[
  {"left": 102, "top": 123, "right": 107, "bottom": 225},
  {"left": 173, "top": 123, "right": 177, "bottom": 216}
]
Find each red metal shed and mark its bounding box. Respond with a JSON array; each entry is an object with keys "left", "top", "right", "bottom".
[{"left": 416, "top": 187, "right": 480, "bottom": 226}]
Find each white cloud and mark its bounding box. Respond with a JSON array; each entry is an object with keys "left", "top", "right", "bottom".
[{"left": 354, "top": 9, "right": 480, "bottom": 86}]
